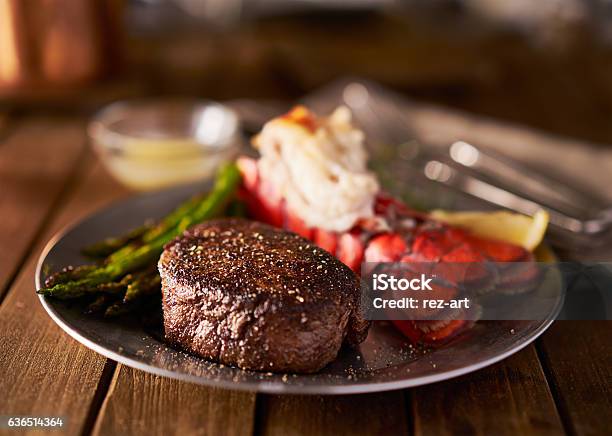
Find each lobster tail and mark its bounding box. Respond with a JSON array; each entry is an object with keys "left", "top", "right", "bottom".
[{"left": 237, "top": 156, "right": 540, "bottom": 345}]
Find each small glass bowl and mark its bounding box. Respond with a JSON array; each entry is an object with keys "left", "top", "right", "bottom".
[{"left": 89, "top": 99, "right": 241, "bottom": 190}]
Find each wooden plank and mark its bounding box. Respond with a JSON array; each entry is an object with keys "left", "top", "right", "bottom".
[
  {"left": 92, "top": 365, "right": 256, "bottom": 436},
  {"left": 411, "top": 345, "right": 565, "bottom": 436},
  {"left": 0, "top": 117, "right": 88, "bottom": 298},
  {"left": 537, "top": 321, "right": 612, "bottom": 436},
  {"left": 0, "top": 160, "right": 129, "bottom": 435},
  {"left": 258, "top": 391, "right": 408, "bottom": 436}
]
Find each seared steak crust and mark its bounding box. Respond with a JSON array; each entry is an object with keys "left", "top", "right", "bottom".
[{"left": 159, "top": 218, "right": 369, "bottom": 373}]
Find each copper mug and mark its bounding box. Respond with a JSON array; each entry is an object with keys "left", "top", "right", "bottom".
[{"left": 0, "top": 0, "right": 123, "bottom": 89}]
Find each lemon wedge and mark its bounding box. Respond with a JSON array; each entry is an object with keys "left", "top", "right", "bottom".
[{"left": 430, "top": 209, "right": 549, "bottom": 251}]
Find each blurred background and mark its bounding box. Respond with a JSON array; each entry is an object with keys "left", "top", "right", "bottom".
[
  {"left": 3, "top": 0, "right": 612, "bottom": 258},
  {"left": 3, "top": 0, "right": 612, "bottom": 144}
]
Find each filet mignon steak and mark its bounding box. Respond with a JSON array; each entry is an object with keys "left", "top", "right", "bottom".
[{"left": 159, "top": 218, "right": 369, "bottom": 373}]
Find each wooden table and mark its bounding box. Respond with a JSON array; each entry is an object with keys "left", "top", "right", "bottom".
[{"left": 0, "top": 106, "right": 610, "bottom": 436}]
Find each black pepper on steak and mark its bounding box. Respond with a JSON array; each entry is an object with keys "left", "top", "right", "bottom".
[{"left": 158, "top": 218, "right": 369, "bottom": 373}]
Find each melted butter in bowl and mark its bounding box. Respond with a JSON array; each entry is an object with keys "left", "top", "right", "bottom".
[{"left": 89, "top": 99, "right": 241, "bottom": 190}]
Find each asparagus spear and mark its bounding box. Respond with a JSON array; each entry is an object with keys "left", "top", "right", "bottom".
[
  {"left": 85, "top": 294, "right": 119, "bottom": 315},
  {"left": 124, "top": 271, "right": 161, "bottom": 302},
  {"left": 82, "top": 224, "right": 152, "bottom": 259},
  {"left": 102, "top": 194, "right": 207, "bottom": 265},
  {"left": 84, "top": 267, "right": 160, "bottom": 316},
  {"left": 96, "top": 273, "right": 135, "bottom": 294},
  {"left": 38, "top": 163, "right": 241, "bottom": 299},
  {"left": 103, "top": 194, "right": 208, "bottom": 265},
  {"left": 142, "top": 193, "right": 206, "bottom": 243},
  {"left": 104, "top": 270, "right": 161, "bottom": 317},
  {"left": 44, "top": 265, "right": 97, "bottom": 288}
]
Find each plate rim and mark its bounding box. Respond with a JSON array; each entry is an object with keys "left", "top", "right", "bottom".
[{"left": 34, "top": 195, "right": 563, "bottom": 395}]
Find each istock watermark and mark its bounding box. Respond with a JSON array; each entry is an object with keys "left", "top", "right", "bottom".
[
  {"left": 361, "top": 262, "right": 612, "bottom": 321},
  {"left": 372, "top": 273, "right": 433, "bottom": 291}
]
